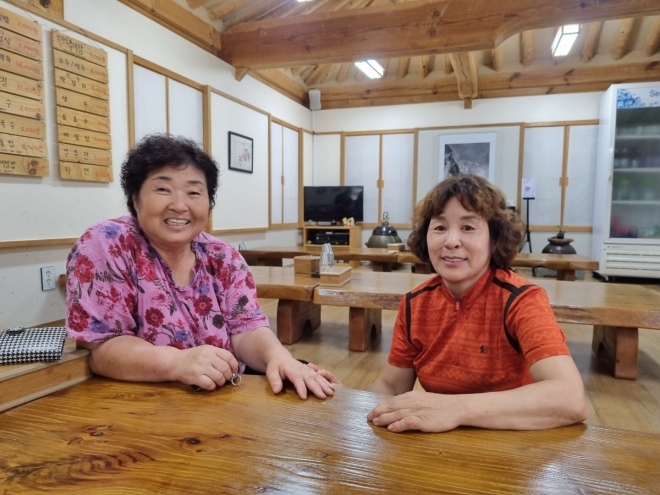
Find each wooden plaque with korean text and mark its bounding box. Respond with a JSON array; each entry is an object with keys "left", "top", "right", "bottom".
[
  {"left": 56, "top": 107, "right": 110, "bottom": 134},
  {"left": 57, "top": 125, "right": 111, "bottom": 150},
  {"left": 53, "top": 50, "right": 108, "bottom": 84},
  {"left": 52, "top": 31, "right": 111, "bottom": 181},
  {"left": 0, "top": 6, "right": 42, "bottom": 41},
  {"left": 0, "top": 152, "right": 48, "bottom": 177},
  {"left": 0, "top": 132, "right": 47, "bottom": 157},
  {"left": 0, "top": 114, "right": 46, "bottom": 139},
  {"left": 0, "top": 91, "right": 44, "bottom": 119},
  {"left": 0, "top": 71, "right": 43, "bottom": 100},
  {"left": 54, "top": 68, "right": 109, "bottom": 100},
  {"left": 0, "top": 9, "right": 46, "bottom": 178},
  {"left": 55, "top": 87, "right": 109, "bottom": 117},
  {"left": 0, "top": 48, "right": 43, "bottom": 80},
  {"left": 60, "top": 161, "right": 112, "bottom": 182},
  {"left": 0, "top": 27, "right": 42, "bottom": 61},
  {"left": 58, "top": 144, "right": 112, "bottom": 167},
  {"left": 51, "top": 31, "right": 107, "bottom": 67}
]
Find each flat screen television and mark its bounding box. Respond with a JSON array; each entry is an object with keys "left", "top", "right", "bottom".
[{"left": 303, "top": 186, "right": 364, "bottom": 223}]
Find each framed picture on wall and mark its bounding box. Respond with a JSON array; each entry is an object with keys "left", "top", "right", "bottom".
[
  {"left": 439, "top": 133, "right": 496, "bottom": 183},
  {"left": 228, "top": 131, "right": 254, "bottom": 173}
]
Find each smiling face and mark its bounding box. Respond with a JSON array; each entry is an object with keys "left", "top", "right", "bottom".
[
  {"left": 426, "top": 196, "right": 495, "bottom": 298},
  {"left": 133, "top": 164, "right": 210, "bottom": 254}
]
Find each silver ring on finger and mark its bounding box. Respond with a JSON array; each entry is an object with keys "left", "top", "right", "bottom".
[{"left": 230, "top": 373, "right": 241, "bottom": 386}]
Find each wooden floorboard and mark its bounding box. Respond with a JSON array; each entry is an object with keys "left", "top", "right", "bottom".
[{"left": 258, "top": 264, "right": 660, "bottom": 434}]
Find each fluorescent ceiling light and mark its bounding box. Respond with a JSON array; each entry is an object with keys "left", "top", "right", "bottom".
[
  {"left": 551, "top": 24, "right": 580, "bottom": 57},
  {"left": 354, "top": 60, "right": 385, "bottom": 79}
]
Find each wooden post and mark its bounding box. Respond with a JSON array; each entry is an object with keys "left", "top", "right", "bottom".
[
  {"left": 592, "top": 325, "right": 638, "bottom": 380},
  {"left": 348, "top": 308, "right": 382, "bottom": 351},
  {"left": 276, "top": 300, "right": 321, "bottom": 345}
]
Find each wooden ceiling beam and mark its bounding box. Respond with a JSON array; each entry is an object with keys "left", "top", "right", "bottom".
[
  {"left": 305, "top": 64, "right": 335, "bottom": 85},
  {"left": 118, "top": 0, "right": 222, "bottom": 54},
  {"left": 318, "top": 60, "right": 660, "bottom": 109},
  {"left": 417, "top": 55, "right": 431, "bottom": 79},
  {"left": 644, "top": 17, "right": 660, "bottom": 56},
  {"left": 291, "top": 65, "right": 312, "bottom": 77},
  {"left": 221, "top": 0, "right": 289, "bottom": 29},
  {"left": 398, "top": 57, "right": 410, "bottom": 78},
  {"left": 449, "top": 52, "right": 478, "bottom": 100},
  {"left": 520, "top": 31, "right": 534, "bottom": 66},
  {"left": 492, "top": 44, "right": 504, "bottom": 71},
  {"left": 443, "top": 54, "right": 454, "bottom": 74},
  {"left": 581, "top": 22, "right": 603, "bottom": 62},
  {"left": 219, "top": 0, "right": 660, "bottom": 70},
  {"left": 336, "top": 62, "right": 351, "bottom": 82},
  {"left": 207, "top": 0, "right": 251, "bottom": 20},
  {"left": 186, "top": 0, "right": 209, "bottom": 9},
  {"left": 249, "top": 69, "right": 307, "bottom": 104},
  {"left": 612, "top": 18, "right": 637, "bottom": 60}
]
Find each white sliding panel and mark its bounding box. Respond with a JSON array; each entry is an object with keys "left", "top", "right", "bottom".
[
  {"left": 522, "top": 127, "right": 563, "bottom": 227},
  {"left": 564, "top": 125, "right": 598, "bottom": 227},
  {"left": 134, "top": 65, "right": 167, "bottom": 143},
  {"left": 345, "top": 135, "right": 380, "bottom": 223},
  {"left": 382, "top": 133, "right": 414, "bottom": 224},
  {"left": 168, "top": 79, "right": 203, "bottom": 145},
  {"left": 283, "top": 126, "right": 299, "bottom": 224},
  {"left": 271, "top": 122, "right": 283, "bottom": 224}
]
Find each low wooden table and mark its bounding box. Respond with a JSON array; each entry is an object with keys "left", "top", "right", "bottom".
[
  {"left": 241, "top": 246, "right": 400, "bottom": 271},
  {"left": 241, "top": 247, "right": 599, "bottom": 280},
  {"left": 251, "top": 267, "right": 659, "bottom": 379},
  {"left": 1, "top": 376, "right": 659, "bottom": 494},
  {"left": 397, "top": 252, "right": 599, "bottom": 281},
  {"left": 252, "top": 266, "right": 321, "bottom": 345}
]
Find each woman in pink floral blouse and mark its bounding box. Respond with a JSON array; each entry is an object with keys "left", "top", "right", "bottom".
[{"left": 66, "top": 134, "right": 338, "bottom": 399}]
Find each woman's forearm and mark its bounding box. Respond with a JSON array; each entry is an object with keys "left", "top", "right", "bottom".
[
  {"left": 81, "top": 336, "right": 180, "bottom": 382},
  {"left": 230, "top": 327, "right": 291, "bottom": 372},
  {"left": 458, "top": 379, "right": 588, "bottom": 430}
]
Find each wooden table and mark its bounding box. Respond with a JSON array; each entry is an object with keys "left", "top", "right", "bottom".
[
  {"left": 1, "top": 376, "right": 659, "bottom": 494},
  {"left": 241, "top": 245, "right": 401, "bottom": 271},
  {"left": 397, "top": 252, "right": 599, "bottom": 281},
  {"left": 241, "top": 246, "right": 599, "bottom": 280},
  {"left": 251, "top": 267, "right": 659, "bottom": 379},
  {"left": 252, "top": 266, "right": 321, "bottom": 345}
]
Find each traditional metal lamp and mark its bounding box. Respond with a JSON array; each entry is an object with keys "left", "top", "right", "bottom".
[{"left": 365, "top": 212, "right": 403, "bottom": 248}]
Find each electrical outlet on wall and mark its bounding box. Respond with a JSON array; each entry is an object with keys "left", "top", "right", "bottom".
[{"left": 41, "top": 266, "right": 56, "bottom": 291}]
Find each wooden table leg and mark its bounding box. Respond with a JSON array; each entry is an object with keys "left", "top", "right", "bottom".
[
  {"left": 371, "top": 262, "right": 392, "bottom": 272},
  {"left": 276, "top": 300, "right": 321, "bottom": 345},
  {"left": 257, "top": 258, "right": 284, "bottom": 267},
  {"left": 414, "top": 263, "right": 432, "bottom": 274},
  {"left": 556, "top": 269, "right": 576, "bottom": 281},
  {"left": 592, "top": 325, "right": 638, "bottom": 380},
  {"left": 348, "top": 308, "right": 382, "bottom": 351}
]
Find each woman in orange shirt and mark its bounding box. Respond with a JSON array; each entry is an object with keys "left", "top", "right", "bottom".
[{"left": 368, "top": 175, "right": 587, "bottom": 432}]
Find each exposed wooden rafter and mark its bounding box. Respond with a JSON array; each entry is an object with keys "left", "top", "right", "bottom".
[
  {"left": 581, "top": 22, "right": 603, "bottom": 62},
  {"left": 118, "top": 0, "right": 222, "bottom": 54},
  {"left": 492, "top": 44, "right": 504, "bottom": 71},
  {"left": 449, "top": 52, "right": 478, "bottom": 108},
  {"left": 249, "top": 69, "right": 307, "bottom": 104},
  {"left": 220, "top": 0, "right": 289, "bottom": 27},
  {"left": 520, "top": 31, "right": 534, "bottom": 66},
  {"left": 186, "top": 0, "right": 209, "bottom": 9},
  {"left": 234, "top": 67, "right": 249, "bottom": 81},
  {"left": 319, "top": 60, "right": 660, "bottom": 109},
  {"left": 417, "top": 55, "right": 433, "bottom": 79},
  {"left": 219, "top": 0, "right": 660, "bottom": 70},
  {"left": 645, "top": 17, "right": 660, "bottom": 56},
  {"left": 336, "top": 62, "right": 351, "bottom": 83},
  {"left": 398, "top": 58, "right": 410, "bottom": 78},
  {"left": 612, "top": 18, "right": 637, "bottom": 60},
  {"left": 443, "top": 54, "right": 454, "bottom": 74},
  {"left": 207, "top": 0, "right": 251, "bottom": 20}
]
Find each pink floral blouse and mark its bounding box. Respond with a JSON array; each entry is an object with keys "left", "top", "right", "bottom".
[{"left": 65, "top": 216, "right": 269, "bottom": 371}]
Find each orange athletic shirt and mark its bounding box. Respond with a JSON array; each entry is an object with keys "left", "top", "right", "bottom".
[{"left": 388, "top": 267, "right": 570, "bottom": 394}]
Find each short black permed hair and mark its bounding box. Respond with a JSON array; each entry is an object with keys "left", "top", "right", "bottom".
[{"left": 120, "top": 134, "right": 219, "bottom": 217}]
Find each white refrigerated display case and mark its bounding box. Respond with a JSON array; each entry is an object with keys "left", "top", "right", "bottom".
[{"left": 592, "top": 82, "right": 660, "bottom": 279}]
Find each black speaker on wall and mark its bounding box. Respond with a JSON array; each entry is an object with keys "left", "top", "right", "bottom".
[{"left": 309, "top": 89, "right": 321, "bottom": 111}]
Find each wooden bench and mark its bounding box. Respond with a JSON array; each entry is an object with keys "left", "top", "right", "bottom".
[
  {"left": 253, "top": 267, "right": 660, "bottom": 379},
  {"left": 398, "top": 252, "right": 599, "bottom": 281}
]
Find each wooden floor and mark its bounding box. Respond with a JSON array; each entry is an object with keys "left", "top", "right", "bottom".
[{"left": 260, "top": 264, "right": 660, "bottom": 435}]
